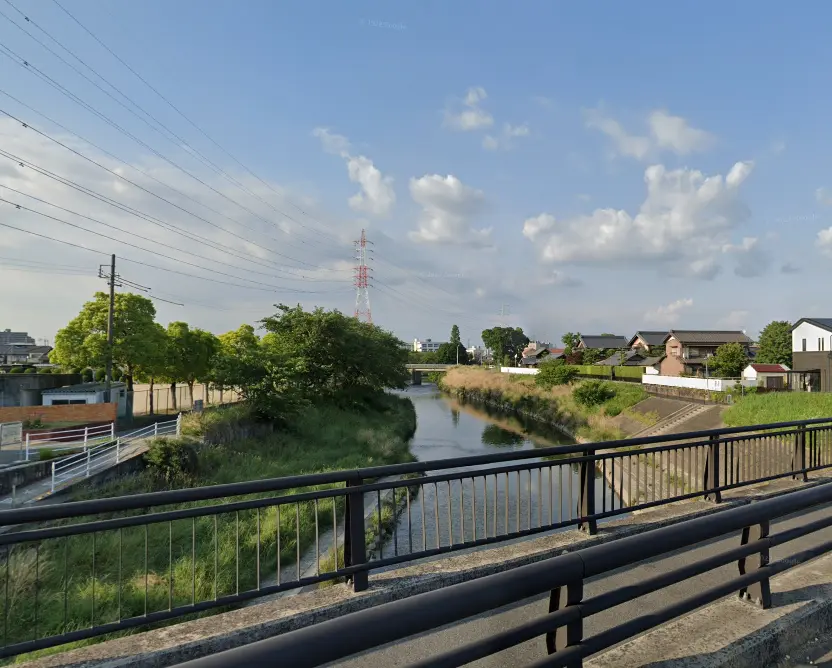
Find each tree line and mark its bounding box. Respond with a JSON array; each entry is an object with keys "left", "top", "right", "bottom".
[{"left": 51, "top": 292, "right": 409, "bottom": 420}]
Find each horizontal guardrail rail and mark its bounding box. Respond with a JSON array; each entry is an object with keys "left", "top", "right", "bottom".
[
  {"left": 174, "top": 480, "right": 832, "bottom": 668},
  {"left": 0, "top": 416, "right": 830, "bottom": 659},
  {"left": 21, "top": 423, "right": 115, "bottom": 461}
]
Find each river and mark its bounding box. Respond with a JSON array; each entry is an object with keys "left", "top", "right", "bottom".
[{"left": 375, "top": 384, "right": 619, "bottom": 563}]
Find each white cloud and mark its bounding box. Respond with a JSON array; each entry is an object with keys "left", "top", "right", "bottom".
[
  {"left": 313, "top": 127, "right": 395, "bottom": 217},
  {"left": 443, "top": 87, "right": 494, "bottom": 131},
  {"left": 816, "top": 187, "right": 832, "bottom": 206},
  {"left": 585, "top": 107, "right": 714, "bottom": 160},
  {"left": 644, "top": 298, "right": 693, "bottom": 326},
  {"left": 482, "top": 123, "right": 531, "bottom": 151},
  {"left": 817, "top": 227, "right": 832, "bottom": 255},
  {"left": 522, "top": 161, "right": 754, "bottom": 278},
  {"left": 716, "top": 310, "right": 750, "bottom": 330},
  {"left": 408, "top": 174, "right": 492, "bottom": 247}
]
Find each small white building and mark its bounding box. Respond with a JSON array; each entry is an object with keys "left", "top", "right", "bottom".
[
  {"left": 42, "top": 382, "right": 128, "bottom": 417},
  {"left": 413, "top": 338, "right": 446, "bottom": 353},
  {"left": 742, "top": 363, "right": 790, "bottom": 389}
]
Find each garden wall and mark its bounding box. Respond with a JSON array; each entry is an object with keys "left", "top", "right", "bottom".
[{"left": 0, "top": 402, "right": 117, "bottom": 425}]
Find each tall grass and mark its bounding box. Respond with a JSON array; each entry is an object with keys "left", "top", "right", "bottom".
[
  {"left": 1, "top": 394, "right": 417, "bottom": 663},
  {"left": 440, "top": 367, "right": 648, "bottom": 441},
  {"left": 723, "top": 392, "right": 832, "bottom": 427}
]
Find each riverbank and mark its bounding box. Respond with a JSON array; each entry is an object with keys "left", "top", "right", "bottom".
[
  {"left": 4, "top": 394, "right": 417, "bottom": 664},
  {"left": 723, "top": 392, "right": 832, "bottom": 427},
  {"left": 439, "top": 367, "right": 652, "bottom": 442}
]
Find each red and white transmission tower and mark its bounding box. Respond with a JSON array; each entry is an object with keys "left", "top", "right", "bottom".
[{"left": 353, "top": 229, "right": 373, "bottom": 324}]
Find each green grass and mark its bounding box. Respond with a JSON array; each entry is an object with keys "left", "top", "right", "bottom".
[
  {"left": 1, "top": 394, "right": 417, "bottom": 663},
  {"left": 723, "top": 393, "right": 832, "bottom": 427}
]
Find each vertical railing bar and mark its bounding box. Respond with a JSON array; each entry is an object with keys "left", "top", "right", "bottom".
[
  {"left": 191, "top": 517, "right": 196, "bottom": 605},
  {"left": 4, "top": 546, "right": 10, "bottom": 646},
  {"left": 406, "top": 488, "right": 413, "bottom": 555},
  {"left": 376, "top": 490, "right": 383, "bottom": 557},
  {"left": 538, "top": 467, "right": 542, "bottom": 529},
  {"left": 144, "top": 524, "right": 148, "bottom": 616},
  {"left": 602, "top": 458, "right": 607, "bottom": 513},
  {"left": 35, "top": 542, "right": 40, "bottom": 640},
  {"left": 492, "top": 474, "right": 497, "bottom": 537},
  {"left": 527, "top": 470, "right": 532, "bottom": 531},
  {"left": 90, "top": 534, "right": 95, "bottom": 629},
  {"left": 421, "top": 484, "right": 427, "bottom": 552},
  {"left": 276, "top": 505, "right": 281, "bottom": 586},
  {"left": 434, "top": 483, "right": 440, "bottom": 550},
  {"left": 236, "top": 510, "right": 241, "bottom": 595},
  {"left": 558, "top": 465, "right": 563, "bottom": 523},
  {"left": 62, "top": 537, "right": 68, "bottom": 628},
  {"left": 168, "top": 521, "right": 173, "bottom": 611},
  {"left": 652, "top": 449, "right": 656, "bottom": 502},
  {"left": 471, "top": 477, "right": 477, "bottom": 543},
  {"left": 333, "top": 498, "right": 339, "bottom": 570},
  {"left": 628, "top": 454, "right": 632, "bottom": 507},
  {"left": 504, "top": 472, "right": 509, "bottom": 535},
  {"left": 548, "top": 465, "right": 554, "bottom": 526},
  {"left": 447, "top": 481, "right": 453, "bottom": 547},
  {"left": 214, "top": 515, "right": 219, "bottom": 600},
  {"left": 459, "top": 478, "right": 465, "bottom": 544},
  {"left": 567, "top": 463, "right": 573, "bottom": 521},
  {"left": 295, "top": 504, "right": 300, "bottom": 582},
  {"left": 516, "top": 471, "right": 521, "bottom": 534},
  {"left": 611, "top": 457, "right": 615, "bottom": 511},
  {"left": 314, "top": 500, "right": 319, "bottom": 577},
  {"left": 118, "top": 528, "right": 122, "bottom": 621},
  {"left": 619, "top": 454, "right": 623, "bottom": 511}
]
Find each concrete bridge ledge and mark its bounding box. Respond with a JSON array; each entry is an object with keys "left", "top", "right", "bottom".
[{"left": 18, "top": 475, "right": 832, "bottom": 668}]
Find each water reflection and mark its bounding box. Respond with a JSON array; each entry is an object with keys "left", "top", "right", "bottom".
[{"left": 378, "top": 386, "right": 619, "bottom": 562}]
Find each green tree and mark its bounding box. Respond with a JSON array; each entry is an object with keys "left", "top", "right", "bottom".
[
  {"left": 709, "top": 342, "right": 749, "bottom": 378},
  {"left": 52, "top": 292, "right": 165, "bottom": 390},
  {"left": 756, "top": 321, "right": 792, "bottom": 367},
  {"left": 581, "top": 348, "right": 604, "bottom": 365},
  {"left": 164, "top": 322, "right": 219, "bottom": 407},
  {"left": 217, "top": 324, "right": 260, "bottom": 357},
  {"left": 450, "top": 324, "right": 461, "bottom": 348},
  {"left": 535, "top": 359, "right": 577, "bottom": 388},
  {"left": 482, "top": 327, "right": 529, "bottom": 363},
  {"left": 561, "top": 332, "right": 581, "bottom": 355},
  {"left": 133, "top": 323, "right": 169, "bottom": 415}
]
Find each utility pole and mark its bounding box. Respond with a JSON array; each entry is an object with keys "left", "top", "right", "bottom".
[{"left": 99, "top": 255, "right": 117, "bottom": 404}]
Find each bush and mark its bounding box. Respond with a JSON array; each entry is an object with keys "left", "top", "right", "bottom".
[
  {"left": 144, "top": 438, "right": 199, "bottom": 482},
  {"left": 536, "top": 361, "right": 578, "bottom": 388},
  {"left": 8, "top": 367, "right": 24, "bottom": 374},
  {"left": 94, "top": 368, "right": 106, "bottom": 382},
  {"left": 81, "top": 368, "right": 94, "bottom": 382},
  {"left": 23, "top": 417, "right": 44, "bottom": 429},
  {"left": 23, "top": 367, "right": 37, "bottom": 374},
  {"left": 573, "top": 380, "right": 616, "bottom": 407},
  {"left": 113, "top": 367, "right": 124, "bottom": 381},
  {"left": 38, "top": 367, "right": 53, "bottom": 374}
]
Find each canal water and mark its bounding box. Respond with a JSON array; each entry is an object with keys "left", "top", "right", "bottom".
[{"left": 375, "top": 385, "right": 618, "bottom": 562}]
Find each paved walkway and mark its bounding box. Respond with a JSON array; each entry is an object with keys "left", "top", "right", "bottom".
[{"left": 331, "top": 498, "right": 832, "bottom": 667}]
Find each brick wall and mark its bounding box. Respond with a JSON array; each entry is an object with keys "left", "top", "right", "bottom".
[{"left": 0, "top": 402, "right": 117, "bottom": 425}]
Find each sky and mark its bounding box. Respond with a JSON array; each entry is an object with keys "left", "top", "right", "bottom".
[{"left": 1, "top": 0, "right": 832, "bottom": 348}]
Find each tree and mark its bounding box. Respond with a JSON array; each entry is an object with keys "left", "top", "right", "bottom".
[
  {"left": 756, "top": 321, "right": 792, "bottom": 367},
  {"left": 450, "top": 325, "right": 461, "bottom": 348},
  {"left": 133, "top": 322, "right": 168, "bottom": 415},
  {"left": 581, "top": 348, "right": 604, "bottom": 365},
  {"left": 561, "top": 332, "right": 581, "bottom": 355},
  {"left": 535, "top": 359, "right": 577, "bottom": 388},
  {"left": 164, "top": 322, "right": 219, "bottom": 407},
  {"left": 709, "top": 342, "right": 749, "bottom": 378},
  {"left": 217, "top": 324, "right": 260, "bottom": 357},
  {"left": 52, "top": 292, "right": 165, "bottom": 390},
  {"left": 481, "top": 327, "right": 529, "bottom": 363},
  {"left": 442, "top": 324, "right": 468, "bottom": 364}
]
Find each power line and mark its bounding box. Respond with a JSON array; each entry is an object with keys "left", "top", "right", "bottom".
[{"left": 48, "top": 0, "right": 343, "bottom": 246}]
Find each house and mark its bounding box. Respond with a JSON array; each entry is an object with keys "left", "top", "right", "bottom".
[
  {"left": 659, "top": 330, "right": 753, "bottom": 377},
  {"left": 520, "top": 344, "right": 551, "bottom": 367},
  {"left": 597, "top": 349, "right": 664, "bottom": 373},
  {"left": 742, "top": 363, "right": 790, "bottom": 389},
  {"left": 576, "top": 335, "right": 629, "bottom": 350},
  {"left": 790, "top": 318, "right": 832, "bottom": 392},
  {"left": 0, "top": 345, "right": 31, "bottom": 365},
  {"left": 413, "top": 338, "right": 446, "bottom": 353},
  {"left": 41, "top": 381, "right": 128, "bottom": 418},
  {"left": 0, "top": 330, "right": 35, "bottom": 346},
  {"left": 628, "top": 331, "right": 670, "bottom": 354}
]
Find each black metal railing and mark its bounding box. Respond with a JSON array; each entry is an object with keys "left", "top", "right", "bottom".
[
  {"left": 0, "top": 417, "right": 831, "bottom": 659},
  {"left": 173, "top": 480, "right": 832, "bottom": 668}
]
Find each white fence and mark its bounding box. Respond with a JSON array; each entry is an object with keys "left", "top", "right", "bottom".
[
  {"left": 500, "top": 367, "right": 539, "bottom": 375},
  {"left": 21, "top": 423, "right": 116, "bottom": 461},
  {"left": 50, "top": 415, "right": 181, "bottom": 494},
  {"left": 641, "top": 375, "right": 739, "bottom": 392}
]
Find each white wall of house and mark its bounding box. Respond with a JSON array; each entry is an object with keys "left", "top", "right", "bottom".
[
  {"left": 642, "top": 375, "right": 732, "bottom": 392},
  {"left": 792, "top": 321, "right": 832, "bottom": 353},
  {"left": 43, "top": 387, "right": 128, "bottom": 417},
  {"left": 501, "top": 367, "right": 539, "bottom": 375}
]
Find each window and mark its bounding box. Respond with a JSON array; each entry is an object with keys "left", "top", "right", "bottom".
[
  {"left": 51, "top": 399, "right": 87, "bottom": 405},
  {"left": 803, "top": 338, "right": 807, "bottom": 352},
  {"left": 688, "top": 347, "right": 700, "bottom": 357},
  {"left": 821, "top": 338, "right": 826, "bottom": 352},
  {"left": 671, "top": 347, "right": 679, "bottom": 357}
]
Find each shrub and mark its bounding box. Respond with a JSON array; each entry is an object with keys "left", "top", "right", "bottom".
[
  {"left": 23, "top": 367, "right": 36, "bottom": 374},
  {"left": 144, "top": 438, "right": 199, "bottom": 482},
  {"left": 8, "top": 367, "right": 24, "bottom": 374},
  {"left": 113, "top": 367, "right": 124, "bottom": 381},
  {"left": 81, "top": 368, "right": 94, "bottom": 382},
  {"left": 23, "top": 417, "right": 44, "bottom": 429},
  {"left": 94, "top": 368, "right": 106, "bottom": 382},
  {"left": 536, "top": 361, "right": 577, "bottom": 388},
  {"left": 38, "top": 448, "right": 55, "bottom": 461},
  {"left": 37, "top": 367, "right": 53, "bottom": 374},
  {"left": 573, "top": 380, "right": 616, "bottom": 407}
]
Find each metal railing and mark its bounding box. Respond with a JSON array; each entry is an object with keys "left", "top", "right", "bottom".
[
  {"left": 20, "top": 423, "right": 115, "bottom": 461},
  {"left": 50, "top": 415, "right": 181, "bottom": 493},
  {"left": 0, "top": 416, "right": 831, "bottom": 659},
  {"left": 175, "top": 479, "right": 832, "bottom": 668},
  {"left": 131, "top": 386, "right": 242, "bottom": 416}
]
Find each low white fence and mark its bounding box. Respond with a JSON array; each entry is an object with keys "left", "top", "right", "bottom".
[
  {"left": 641, "top": 375, "right": 739, "bottom": 392},
  {"left": 19, "top": 423, "right": 115, "bottom": 462},
  {"left": 500, "top": 367, "right": 539, "bottom": 375},
  {"left": 50, "top": 415, "right": 181, "bottom": 494}
]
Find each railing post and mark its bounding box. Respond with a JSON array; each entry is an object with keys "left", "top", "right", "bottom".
[
  {"left": 24, "top": 433, "right": 30, "bottom": 461},
  {"left": 578, "top": 451, "right": 597, "bottom": 534},
  {"left": 793, "top": 424, "right": 808, "bottom": 482},
  {"left": 176, "top": 413, "right": 182, "bottom": 437},
  {"left": 738, "top": 517, "right": 772, "bottom": 609},
  {"left": 84, "top": 426, "right": 89, "bottom": 449},
  {"left": 116, "top": 437, "right": 121, "bottom": 464},
  {"left": 86, "top": 447, "right": 91, "bottom": 477},
  {"left": 51, "top": 461, "right": 56, "bottom": 493},
  {"left": 110, "top": 423, "right": 115, "bottom": 439},
  {"left": 704, "top": 434, "right": 722, "bottom": 503},
  {"left": 154, "top": 422, "right": 159, "bottom": 438},
  {"left": 546, "top": 579, "right": 584, "bottom": 662},
  {"left": 344, "top": 476, "right": 368, "bottom": 592}
]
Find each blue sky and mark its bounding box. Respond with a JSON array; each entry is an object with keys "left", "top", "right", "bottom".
[{"left": 2, "top": 0, "right": 831, "bottom": 346}]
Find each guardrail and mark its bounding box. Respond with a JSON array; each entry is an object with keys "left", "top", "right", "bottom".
[
  {"left": 174, "top": 480, "right": 832, "bottom": 667},
  {"left": 49, "top": 415, "right": 181, "bottom": 493},
  {"left": 21, "top": 423, "right": 115, "bottom": 461},
  {"left": 0, "top": 416, "right": 830, "bottom": 659}
]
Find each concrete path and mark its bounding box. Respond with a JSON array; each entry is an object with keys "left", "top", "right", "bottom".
[{"left": 330, "top": 499, "right": 832, "bottom": 667}]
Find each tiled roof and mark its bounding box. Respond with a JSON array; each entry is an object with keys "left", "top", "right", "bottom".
[
  {"left": 629, "top": 331, "right": 669, "bottom": 347},
  {"left": 665, "top": 330, "right": 753, "bottom": 345},
  {"left": 580, "top": 335, "right": 629, "bottom": 349},
  {"left": 792, "top": 318, "right": 832, "bottom": 333},
  {"left": 750, "top": 363, "right": 789, "bottom": 373}
]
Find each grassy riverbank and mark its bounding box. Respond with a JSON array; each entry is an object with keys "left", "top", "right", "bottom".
[
  {"left": 3, "top": 394, "right": 417, "bottom": 663},
  {"left": 439, "top": 367, "right": 649, "bottom": 441},
  {"left": 723, "top": 392, "right": 832, "bottom": 427}
]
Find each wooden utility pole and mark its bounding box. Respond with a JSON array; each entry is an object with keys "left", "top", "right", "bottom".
[{"left": 102, "top": 255, "right": 116, "bottom": 403}]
